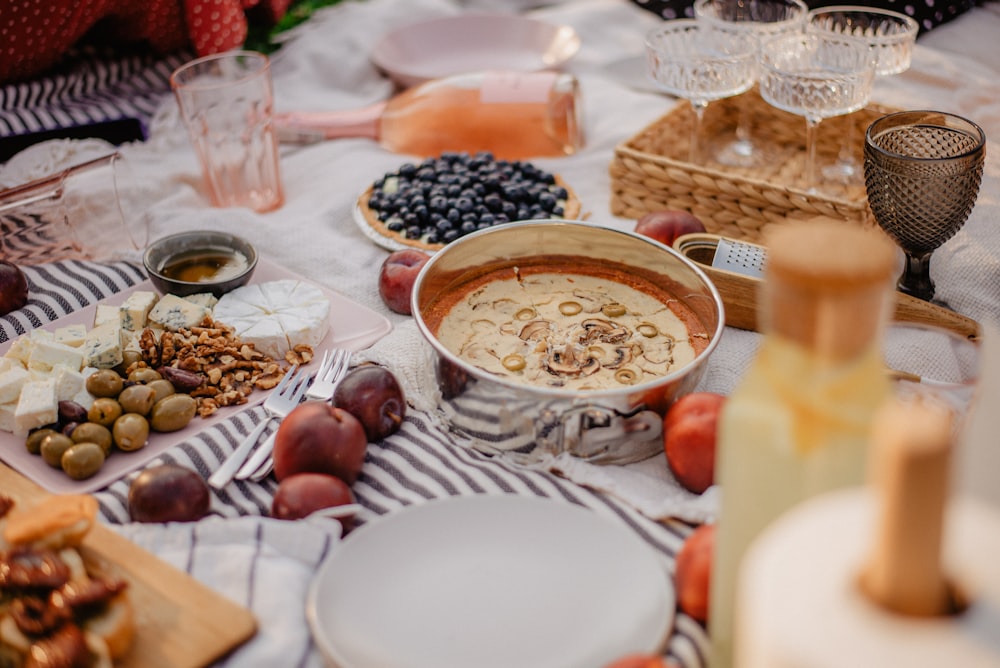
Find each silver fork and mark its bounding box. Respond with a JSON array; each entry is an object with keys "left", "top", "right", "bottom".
[
  {"left": 235, "top": 348, "right": 352, "bottom": 482},
  {"left": 209, "top": 365, "right": 312, "bottom": 489}
]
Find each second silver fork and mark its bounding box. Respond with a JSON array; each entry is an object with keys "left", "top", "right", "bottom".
[{"left": 235, "top": 348, "right": 352, "bottom": 482}]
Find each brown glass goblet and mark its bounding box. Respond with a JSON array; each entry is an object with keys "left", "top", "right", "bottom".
[{"left": 864, "top": 110, "right": 986, "bottom": 301}]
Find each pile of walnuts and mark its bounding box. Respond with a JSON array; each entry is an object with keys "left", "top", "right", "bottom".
[{"left": 131, "top": 317, "right": 314, "bottom": 417}]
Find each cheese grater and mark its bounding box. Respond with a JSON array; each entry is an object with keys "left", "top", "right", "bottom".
[
  {"left": 673, "top": 232, "right": 980, "bottom": 340},
  {"left": 711, "top": 237, "right": 767, "bottom": 278}
]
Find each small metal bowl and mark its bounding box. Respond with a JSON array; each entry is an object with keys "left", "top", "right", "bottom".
[{"left": 143, "top": 230, "right": 258, "bottom": 297}]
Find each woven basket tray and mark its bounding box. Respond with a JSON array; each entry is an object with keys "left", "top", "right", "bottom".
[{"left": 609, "top": 88, "right": 896, "bottom": 243}]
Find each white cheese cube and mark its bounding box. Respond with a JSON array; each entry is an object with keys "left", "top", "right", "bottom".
[
  {"left": 93, "top": 303, "right": 119, "bottom": 328},
  {"left": 4, "top": 337, "right": 34, "bottom": 365},
  {"left": 0, "top": 357, "right": 18, "bottom": 373},
  {"left": 0, "top": 366, "right": 31, "bottom": 404},
  {"left": 27, "top": 339, "right": 85, "bottom": 373},
  {"left": 14, "top": 378, "right": 57, "bottom": 436},
  {"left": 82, "top": 322, "right": 123, "bottom": 369},
  {"left": 148, "top": 294, "right": 210, "bottom": 331},
  {"left": 51, "top": 365, "right": 86, "bottom": 402},
  {"left": 119, "top": 291, "right": 157, "bottom": 330},
  {"left": 54, "top": 324, "right": 88, "bottom": 348},
  {"left": 28, "top": 329, "right": 54, "bottom": 342},
  {"left": 0, "top": 402, "right": 16, "bottom": 433}
]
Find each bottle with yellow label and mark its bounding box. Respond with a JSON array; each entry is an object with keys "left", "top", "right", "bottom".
[{"left": 709, "top": 219, "right": 898, "bottom": 668}]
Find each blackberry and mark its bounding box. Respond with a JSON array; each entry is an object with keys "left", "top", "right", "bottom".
[{"left": 366, "top": 151, "right": 573, "bottom": 247}]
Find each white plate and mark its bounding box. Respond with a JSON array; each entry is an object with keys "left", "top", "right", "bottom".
[
  {"left": 0, "top": 258, "right": 392, "bottom": 494},
  {"left": 307, "top": 495, "right": 675, "bottom": 668},
  {"left": 371, "top": 14, "right": 581, "bottom": 88}
]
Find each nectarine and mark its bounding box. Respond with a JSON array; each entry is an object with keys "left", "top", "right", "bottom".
[
  {"left": 675, "top": 523, "right": 715, "bottom": 624},
  {"left": 664, "top": 392, "right": 725, "bottom": 494}
]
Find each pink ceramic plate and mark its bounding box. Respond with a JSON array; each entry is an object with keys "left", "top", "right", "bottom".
[
  {"left": 0, "top": 258, "right": 392, "bottom": 494},
  {"left": 371, "top": 14, "right": 581, "bottom": 88}
]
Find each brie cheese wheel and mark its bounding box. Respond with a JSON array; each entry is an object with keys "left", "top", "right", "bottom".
[{"left": 213, "top": 280, "right": 331, "bottom": 359}]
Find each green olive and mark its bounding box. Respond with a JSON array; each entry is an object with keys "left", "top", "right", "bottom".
[
  {"left": 614, "top": 368, "right": 639, "bottom": 385},
  {"left": 502, "top": 354, "right": 526, "bottom": 372},
  {"left": 602, "top": 303, "right": 627, "bottom": 318},
  {"left": 118, "top": 384, "right": 157, "bottom": 416},
  {"left": 147, "top": 379, "right": 176, "bottom": 404},
  {"left": 121, "top": 349, "right": 143, "bottom": 369},
  {"left": 128, "top": 367, "right": 162, "bottom": 384},
  {"left": 88, "top": 398, "right": 123, "bottom": 427},
  {"left": 558, "top": 301, "right": 583, "bottom": 316},
  {"left": 61, "top": 442, "right": 105, "bottom": 480},
  {"left": 150, "top": 394, "right": 197, "bottom": 433},
  {"left": 637, "top": 323, "right": 659, "bottom": 338},
  {"left": 85, "top": 369, "right": 124, "bottom": 398},
  {"left": 113, "top": 413, "right": 150, "bottom": 452},
  {"left": 70, "top": 423, "right": 113, "bottom": 455},
  {"left": 25, "top": 428, "right": 58, "bottom": 455},
  {"left": 40, "top": 433, "right": 75, "bottom": 468},
  {"left": 515, "top": 307, "right": 537, "bottom": 321}
]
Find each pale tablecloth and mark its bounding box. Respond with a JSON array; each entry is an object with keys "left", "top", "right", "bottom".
[{"left": 2, "top": 0, "right": 999, "bottom": 665}]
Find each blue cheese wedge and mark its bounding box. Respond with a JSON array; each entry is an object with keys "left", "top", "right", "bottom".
[
  {"left": 213, "top": 279, "right": 330, "bottom": 359},
  {"left": 119, "top": 291, "right": 158, "bottom": 330},
  {"left": 82, "top": 321, "right": 124, "bottom": 369},
  {"left": 54, "top": 324, "right": 88, "bottom": 348},
  {"left": 93, "top": 303, "right": 120, "bottom": 328},
  {"left": 148, "top": 294, "right": 211, "bottom": 331}
]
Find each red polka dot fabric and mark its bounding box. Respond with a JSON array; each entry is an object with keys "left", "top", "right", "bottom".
[{"left": 0, "top": 0, "right": 289, "bottom": 84}]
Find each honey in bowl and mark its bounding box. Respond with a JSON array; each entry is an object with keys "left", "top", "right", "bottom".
[{"left": 160, "top": 250, "right": 250, "bottom": 284}]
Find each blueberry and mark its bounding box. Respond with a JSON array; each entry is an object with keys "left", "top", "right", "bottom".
[
  {"left": 443, "top": 229, "right": 460, "bottom": 243},
  {"left": 386, "top": 217, "right": 404, "bottom": 232},
  {"left": 460, "top": 220, "right": 477, "bottom": 234},
  {"left": 405, "top": 225, "right": 423, "bottom": 239},
  {"left": 484, "top": 193, "right": 503, "bottom": 212},
  {"left": 446, "top": 209, "right": 461, "bottom": 224},
  {"left": 436, "top": 219, "right": 454, "bottom": 233},
  {"left": 430, "top": 196, "right": 449, "bottom": 213},
  {"left": 398, "top": 163, "right": 417, "bottom": 178},
  {"left": 537, "top": 192, "right": 557, "bottom": 211},
  {"left": 455, "top": 197, "right": 474, "bottom": 214}
]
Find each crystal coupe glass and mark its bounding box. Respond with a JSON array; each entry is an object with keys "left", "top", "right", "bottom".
[
  {"left": 808, "top": 6, "right": 918, "bottom": 184},
  {"left": 694, "top": 0, "right": 808, "bottom": 167},
  {"left": 864, "top": 110, "right": 986, "bottom": 302},
  {"left": 645, "top": 20, "right": 758, "bottom": 165},
  {"left": 758, "top": 32, "right": 875, "bottom": 191}
]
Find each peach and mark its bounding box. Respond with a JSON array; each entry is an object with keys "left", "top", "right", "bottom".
[
  {"left": 634, "top": 210, "right": 706, "bottom": 248},
  {"left": 664, "top": 392, "right": 725, "bottom": 494}
]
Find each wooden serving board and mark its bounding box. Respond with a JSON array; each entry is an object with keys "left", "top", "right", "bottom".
[
  {"left": 674, "top": 233, "right": 981, "bottom": 341},
  {"left": 1, "top": 462, "right": 257, "bottom": 668}
]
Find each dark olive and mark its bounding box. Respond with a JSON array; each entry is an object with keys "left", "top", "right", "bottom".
[
  {"left": 85, "top": 369, "right": 124, "bottom": 398},
  {"left": 71, "top": 422, "right": 113, "bottom": 455},
  {"left": 25, "top": 428, "right": 58, "bottom": 455},
  {"left": 159, "top": 367, "right": 203, "bottom": 393},
  {"left": 40, "top": 433, "right": 75, "bottom": 468},
  {"left": 87, "top": 398, "right": 123, "bottom": 427},
  {"left": 149, "top": 394, "right": 197, "bottom": 432},
  {"left": 118, "top": 384, "right": 156, "bottom": 416},
  {"left": 61, "top": 442, "right": 105, "bottom": 480},
  {"left": 113, "top": 414, "right": 150, "bottom": 452},
  {"left": 57, "top": 400, "right": 88, "bottom": 425}
]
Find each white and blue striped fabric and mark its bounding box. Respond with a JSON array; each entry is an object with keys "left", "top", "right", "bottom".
[{"left": 0, "top": 259, "right": 709, "bottom": 668}]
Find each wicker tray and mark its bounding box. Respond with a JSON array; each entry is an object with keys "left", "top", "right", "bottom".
[{"left": 609, "top": 88, "right": 897, "bottom": 243}]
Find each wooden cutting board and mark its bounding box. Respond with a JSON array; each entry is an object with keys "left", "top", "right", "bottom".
[{"left": 1, "top": 462, "right": 257, "bottom": 668}]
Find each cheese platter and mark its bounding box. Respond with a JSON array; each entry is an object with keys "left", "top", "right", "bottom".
[{"left": 0, "top": 258, "right": 392, "bottom": 494}]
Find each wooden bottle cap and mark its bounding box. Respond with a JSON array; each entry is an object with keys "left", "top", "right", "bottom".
[
  {"left": 762, "top": 220, "right": 897, "bottom": 358},
  {"left": 861, "top": 396, "right": 954, "bottom": 617}
]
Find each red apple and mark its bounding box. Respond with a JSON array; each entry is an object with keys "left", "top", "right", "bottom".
[
  {"left": 664, "top": 392, "right": 726, "bottom": 494},
  {"left": 271, "top": 472, "right": 357, "bottom": 531},
  {"left": 273, "top": 401, "right": 368, "bottom": 484},
  {"left": 634, "top": 210, "right": 706, "bottom": 248},
  {"left": 675, "top": 523, "right": 715, "bottom": 624},
  {"left": 378, "top": 248, "right": 430, "bottom": 315},
  {"left": 0, "top": 260, "right": 29, "bottom": 315}
]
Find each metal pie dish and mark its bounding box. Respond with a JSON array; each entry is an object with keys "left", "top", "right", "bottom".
[
  {"left": 143, "top": 230, "right": 258, "bottom": 298},
  {"left": 411, "top": 220, "right": 725, "bottom": 465}
]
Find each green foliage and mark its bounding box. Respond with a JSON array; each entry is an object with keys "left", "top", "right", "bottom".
[{"left": 244, "top": 0, "right": 345, "bottom": 54}]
